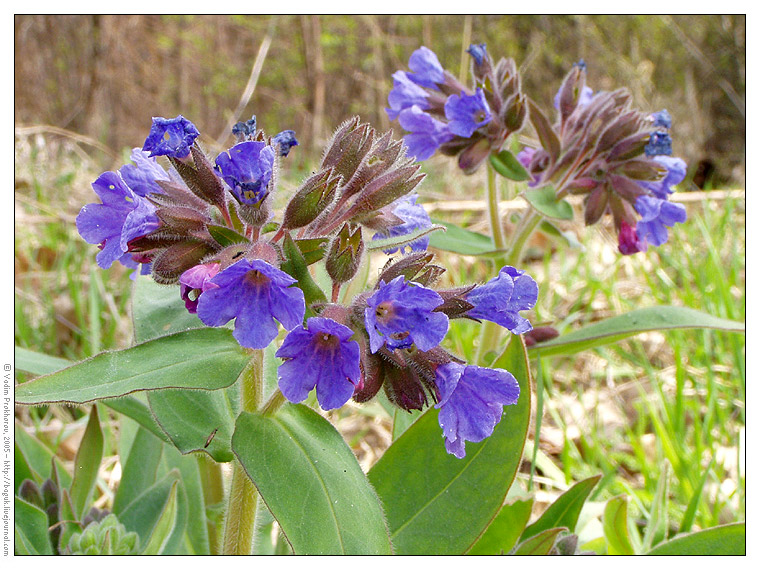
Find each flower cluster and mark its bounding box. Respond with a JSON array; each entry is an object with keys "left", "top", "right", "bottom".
[
  {"left": 386, "top": 45, "right": 527, "bottom": 172},
  {"left": 78, "top": 114, "right": 538, "bottom": 458},
  {"left": 516, "top": 61, "right": 688, "bottom": 254}
]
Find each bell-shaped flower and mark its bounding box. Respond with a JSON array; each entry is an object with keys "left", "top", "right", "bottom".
[
  {"left": 618, "top": 220, "right": 646, "bottom": 255},
  {"left": 215, "top": 141, "right": 276, "bottom": 205},
  {"left": 637, "top": 156, "right": 687, "bottom": 200},
  {"left": 364, "top": 276, "right": 449, "bottom": 353},
  {"left": 276, "top": 317, "right": 361, "bottom": 410},
  {"left": 179, "top": 262, "right": 220, "bottom": 313},
  {"left": 434, "top": 362, "right": 520, "bottom": 458},
  {"left": 465, "top": 266, "right": 538, "bottom": 334},
  {"left": 444, "top": 88, "right": 492, "bottom": 138},
  {"left": 196, "top": 258, "right": 305, "bottom": 349},
  {"left": 273, "top": 130, "right": 299, "bottom": 157},
  {"left": 406, "top": 46, "right": 444, "bottom": 89},
  {"left": 118, "top": 148, "right": 170, "bottom": 197},
  {"left": 387, "top": 70, "right": 432, "bottom": 121},
  {"left": 398, "top": 105, "right": 453, "bottom": 161},
  {"left": 142, "top": 115, "right": 200, "bottom": 159},
  {"left": 76, "top": 171, "right": 159, "bottom": 272},
  {"left": 635, "top": 195, "right": 687, "bottom": 248}
]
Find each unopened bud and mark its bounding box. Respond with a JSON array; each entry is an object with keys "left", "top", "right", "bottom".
[
  {"left": 325, "top": 224, "right": 364, "bottom": 284},
  {"left": 282, "top": 168, "right": 341, "bottom": 229},
  {"left": 321, "top": 117, "right": 374, "bottom": 183}
]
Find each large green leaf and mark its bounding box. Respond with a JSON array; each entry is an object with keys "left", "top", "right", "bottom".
[
  {"left": 232, "top": 405, "right": 392, "bottom": 554},
  {"left": 147, "top": 385, "right": 239, "bottom": 462},
  {"left": 530, "top": 306, "right": 745, "bottom": 358},
  {"left": 113, "top": 427, "right": 163, "bottom": 516},
  {"left": 467, "top": 498, "right": 534, "bottom": 555},
  {"left": 645, "top": 523, "right": 745, "bottom": 555},
  {"left": 511, "top": 527, "right": 565, "bottom": 555},
  {"left": 119, "top": 470, "right": 185, "bottom": 550},
  {"left": 141, "top": 480, "right": 181, "bottom": 555},
  {"left": 15, "top": 328, "right": 249, "bottom": 405},
  {"left": 69, "top": 405, "right": 104, "bottom": 520},
  {"left": 428, "top": 220, "right": 502, "bottom": 256},
  {"left": 367, "top": 336, "right": 532, "bottom": 555},
  {"left": 14, "top": 346, "right": 72, "bottom": 376},
  {"left": 520, "top": 475, "right": 601, "bottom": 541},
  {"left": 14, "top": 497, "right": 54, "bottom": 555}
]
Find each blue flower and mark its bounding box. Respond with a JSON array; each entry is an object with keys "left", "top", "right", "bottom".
[
  {"left": 372, "top": 194, "right": 432, "bottom": 254},
  {"left": 645, "top": 132, "right": 672, "bottom": 157},
  {"left": 434, "top": 362, "right": 520, "bottom": 458},
  {"left": 386, "top": 70, "right": 432, "bottom": 121},
  {"left": 179, "top": 262, "right": 220, "bottom": 314},
  {"left": 406, "top": 46, "right": 444, "bottom": 89},
  {"left": 398, "top": 105, "right": 453, "bottom": 161},
  {"left": 196, "top": 259, "right": 305, "bottom": 349},
  {"left": 118, "top": 148, "right": 170, "bottom": 197},
  {"left": 444, "top": 88, "right": 492, "bottom": 138},
  {"left": 232, "top": 115, "right": 257, "bottom": 139},
  {"left": 273, "top": 130, "right": 299, "bottom": 157},
  {"left": 465, "top": 266, "right": 538, "bottom": 334},
  {"left": 635, "top": 195, "right": 687, "bottom": 248},
  {"left": 650, "top": 109, "right": 672, "bottom": 129},
  {"left": 276, "top": 317, "right": 361, "bottom": 410},
  {"left": 364, "top": 276, "right": 449, "bottom": 353},
  {"left": 76, "top": 171, "right": 159, "bottom": 272},
  {"left": 638, "top": 156, "right": 687, "bottom": 199},
  {"left": 466, "top": 43, "right": 488, "bottom": 66},
  {"left": 215, "top": 141, "right": 276, "bottom": 205},
  {"left": 142, "top": 115, "right": 200, "bottom": 159}
]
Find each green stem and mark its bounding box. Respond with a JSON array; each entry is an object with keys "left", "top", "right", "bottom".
[
  {"left": 197, "top": 455, "right": 225, "bottom": 555},
  {"left": 486, "top": 163, "right": 507, "bottom": 250},
  {"left": 504, "top": 209, "right": 542, "bottom": 267},
  {"left": 222, "top": 350, "right": 263, "bottom": 555}
]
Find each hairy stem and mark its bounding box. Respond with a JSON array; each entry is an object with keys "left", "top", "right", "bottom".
[{"left": 222, "top": 350, "right": 263, "bottom": 555}]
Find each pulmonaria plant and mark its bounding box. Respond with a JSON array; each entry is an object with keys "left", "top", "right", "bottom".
[{"left": 76, "top": 113, "right": 538, "bottom": 459}]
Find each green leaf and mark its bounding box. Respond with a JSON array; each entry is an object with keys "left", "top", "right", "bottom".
[
  {"left": 69, "top": 405, "right": 104, "bottom": 520},
  {"left": 489, "top": 150, "right": 531, "bottom": 181},
  {"left": 467, "top": 498, "right": 534, "bottom": 555},
  {"left": 295, "top": 237, "right": 328, "bottom": 265},
  {"left": 132, "top": 277, "right": 204, "bottom": 343},
  {"left": 141, "top": 480, "right": 181, "bottom": 555},
  {"left": 103, "top": 396, "right": 172, "bottom": 444},
  {"left": 232, "top": 405, "right": 392, "bottom": 554},
  {"left": 368, "top": 336, "right": 531, "bottom": 555},
  {"left": 367, "top": 223, "right": 446, "bottom": 252},
  {"left": 14, "top": 496, "right": 54, "bottom": 555},
  {"left": 119, "top": 470, "right": 183, "bottom": 548},
  {"left": 15, "top": 328, "right": 250, "bottom": 405},
  {"left": 207, "top": 224, "right": 249, "bottom": 247},
  {"left": 645, "top": 523, "right": 745, "bottom": 555},
  {"left": 14, "top": 425, "right": 72, "bottom": 490},
  {"left": 162, "top": 446, "right": 210, "bottom": 555},
  {"left": 521, "top": 475, "right": 601, "bottom": 541},
  {"left": 603, "top": 495, "right": 635, "bottom": 555},
  {"left": 679, "top": 456, "right": 715, "bottom": 534},
  {"left": 530, "top": 306, "right": 745, "bottom": 357},
  {"left": 281, "top": 233, "right": 327, "bottom": 306},
  {"left": 14, "top": 346, "right": 72, "bottom": 376},
  {"left": 147, "top": 385, "right": 239, "bottom": 462},
  {"left": 511, "top": 527, "right": 565, "bottom": 555},
  {"left": 113, "top": 427, "right": 163, "bottom": 516},
  {"left": 428, "top": 219, "right": 503, "bottom": 256},
  {"left": 538, "top": 220, "right": 584, "bottom": 250},
  {"left": 524, "top": 185, "right": 574, "bottom": 220}
]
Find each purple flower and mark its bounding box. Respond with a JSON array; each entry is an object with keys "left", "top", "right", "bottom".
[
  {"left": 118, "top": 148, "right": 171, "bottom": 197},
  {"left": 179, "top": 262, "right": 220, "bottom": 313},
  {"left": 465, "top": 266, "right": 538, "bottom": 335},
  {"left": 232, "top": 115, "right": 257, "bottom": 139},
  {"left": 386, "top": 70, "right": 432, "bottom": 121},
  {"left": 273, "top": 130, "right": 299, "bottom": 157},
  {"left": 406, "top": 46, "right": 444, "bottom": 89},
  {"left": 444, "top": 88, "right": 492, "bottom": 138},
  {"left": 466, "top": 43, "right": 488, "bottom": 66},
  {"left": 142, "top": 115, "right": 200, "bottom": 159},
  {"left": 650, "top": 109, "right": 672, "bottom": 129},
  {"left": 215, "top": 141, "right": 276, "bottom": 205},
  {"left": 645, "top": 132, "right": 672, "bottom": 157},
  {"left": 398, "top": 105, "right": 454, "bottom": 161},
  {"left": 638, "top": 156, "right": 687, "bottom": 199},
  {"left": 516, "top": 147, "right": 536, "bottom": 170},
  {"left": 196, "top": 259, "right": 305, "bottom": 349},
  {"left": 635, "top": 195, "right": 687, "bottom": 248},
  {"left": 364, "top": 276, "right": 449, "bottom": 353},
  {"left": 618, "top": 220, "right": 645, "bottom": 255},
  {"left": 434, "top": 362, "right": 520, "bottom": 458},
  {"left": 76, "top": 171, "right": 159, "bottom": 272},
  {"left": 276, "top": 317, "right": 361, "bottom": 410},
  {"left": 372, "top": 194, "right": 432, "bottom": 254}
]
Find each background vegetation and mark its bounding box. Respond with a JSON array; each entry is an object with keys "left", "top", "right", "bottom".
[{"left": 15, "top": 14, "right": 744, "bottom": 547}]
